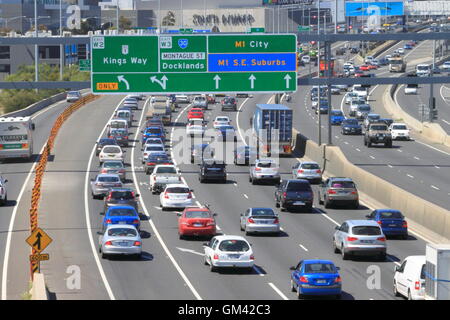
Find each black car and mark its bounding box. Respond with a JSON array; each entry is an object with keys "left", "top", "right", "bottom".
[
  {"left": 96, "top": 138, "right": 118, "bottom": 156},
  {"left": 199, "top": 160, "right": 227, "bottom": 183},
  {"left": 144, "top": 153, "right": 173, "bottom": 174},
  {"left": 221, "top": 96, "right": 237, "bottom": 111},
  {"left": 341, "top": 119, "right": 362, "bottom": 135},
  {"left": 234, "top": 146, "right": 257, "bottom": 165},
  {"left": 274, "top": 179, "right": 313, "bottom": 212},
  {"left": 103, "top": 188, "right": 140, "bottom": 214}
]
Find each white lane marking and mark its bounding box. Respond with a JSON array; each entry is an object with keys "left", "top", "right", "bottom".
[
  {"left": 397, "top": 149, "right": 403, "bottom": 153},
  {"left": 388, "top": 165, "right": 393, "bottom": 168},
  {"left": 431, "top": 185, "right": 440, "bottom": 190},
  {"left": 435, "top": 166, "right": 440, "bottom": 169},
  {"left": 216, "top": 225, "right": 222, "bottom": 231},
  {"left": 299, "top": 244, "right": 309, "bottom": 252},
  {"left": 236, "top": 97, "right": 250, "bottom": 146},
  {"left": 253, "top": 265, "right": 265, "bottom": 277},
  {"left": 387, "top": 256, "right": 402, "bottom": 267},
  {"left": 344, "top": 141, "right": 349, "bottom": 145},
  {"left": 268, "top": 282, "right": 289, "bottom": 300},
  {"left": 369, "top": 155, "right": 375, "bottom": 160},
  {"left": 233, "top": 183, "right": 238, "bottom": 187},
  {"left": 414, "top": 140, "right": 450, "bottom": 156},
  {"left": 413, "top": 156, "right": 420, "bottom": 160},
  {"left": 320, "top": 213, "right": 340, "bottom": 227},
  {"left": 195, "top": 201, "right": 202, "bottom": 207},
  {"left": 243, "top": 194, "right": 249, "bottom": 199},
  {"left": 176, "top": 247, "right": 204, "bottom": 257},
  {"left": 83, "top": 96, "right": 130, "bottom": 300},
  {"left": 131, "top": 97, "right": 202, "bottom": 300},
  {"left": 407, "top": 174, "right": 414, "bottom": 179},
  {"left": 442, "top": 119, "right": 450, "bottom": 126},
  {"left": 356, "top": 148, "right": 361, "bottom": 152}
]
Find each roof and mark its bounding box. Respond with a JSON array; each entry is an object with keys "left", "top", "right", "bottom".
[
  {"left": 165, "top": 184, "right": 189, "bottom": 189},
  {"left": 256, "top": 104, "right": 291, "bottom": 111},
  {"left": 302, "top": 259, "right": 336, "bottom": 265},
  {"left": 346, "top": 220, "right": 380, "bottom": 227},
  {"left": 329, "top": 177, "right": 354, "bottom": 181},
  {"left": 214, "top": 235, "right": 248, "bottom": 241},
  {"left": 374, "top": 209, "right": 402, "bottom": 213}
]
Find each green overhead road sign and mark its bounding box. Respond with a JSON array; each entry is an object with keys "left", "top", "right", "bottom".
[{"left": 91, "top": 34, "right": 297, "bottom": 94}]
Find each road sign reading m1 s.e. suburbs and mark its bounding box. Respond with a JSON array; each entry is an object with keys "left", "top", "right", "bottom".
[{"left": 91, "top": 34, "right": 297, "bottom": 94}]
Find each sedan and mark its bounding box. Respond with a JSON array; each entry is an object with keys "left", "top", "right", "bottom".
[
  {"left": 96, "top": 138, "right": 118, "bottom": 156},
  {"left": 144, "top": 153, "right": 172, "bottom": 174},
  {"left": 203, "top": 235, "right": 254, "bottom": 272},
  {"left": 442, "top": 61, "right": 450, "bottom": 70},
  {"left": 90, "top": 174, "right": 123, "bottom": 199},
  {"left": 98, "top": 225, "right": 142, "bottom": 260},
  {"left": 100, "top": 160, "right": 126, "bottom": 182},
  {"left": 102, "top": 205, "right": 140, "bottom": 233},
  {"left": 109, "top": 129, "right": 128, "bottom": 147},
  {"left": 142, "top": 144, "right": 165, "bottom": 163},
  {"left": 103, "top": 188, "right": 139, "bottom": 214},
  {"left": 213, "top": 116, "right": 231, "bottom": 129},
  {"left": 99, "top": 145, "right": 124, "bottom": 164},
  {"left": 291, "top": 161, "right": 322, "bottom": 184},
  {"left": 186, "top": 124, "right": 205, "bottom": 137},
  {"left": 249, "top": 159, "right": 280, "bottom": 185},
  {"left": 187, "top": 108, "right": 204, "bottom": 120},
  {"left": 159, "top": 184, "right": 193, "bottom": 210},
  {"left": 330, "top": 110, "right": 345, "bottom": 125},
  {"left": 290, "top": 260, "right": 342, "bottom": 299},
  {"left": 366, "top": 209, "right": 408, "bottom": 239},
  {"left": 240, "top": 207, "right": 280, "bottom": 235},
  {"left": 178, "top": 207, "right": 217, "bottom": 239}
]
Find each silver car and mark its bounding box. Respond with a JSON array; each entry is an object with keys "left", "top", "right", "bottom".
[
  {"left": 291, "top": 161, "right": 322, "bottom": 184},
  {"left": 100, "top": 160, "right": 126, "bottom": 182},
  {"left": 90, "top": 174, "right": 123, "bottom": 199},
  {"left": 318, "top": 177, "right": 359, "bottom": 209},
  {"left": 98, "top": 225, "right": 142, "bottom": 259},
  {"left": 66, "top": 91, "right": 81, "bottom": 102},
  {"left": 240, "top": 208, "right": 280, "bottom": 235},
  {"left": 333, "top": 220, "right": 387, "bottom": 260},
  {"left": 249, "top": 159, "right": 281, "bottom": 184},
  {"left": 142, "top": 144, "right": 165, "bottom": 163}
]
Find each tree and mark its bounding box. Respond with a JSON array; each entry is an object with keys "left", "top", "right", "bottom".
[{"left": 162, "top": 11, "right": 176, "bottom": 26}]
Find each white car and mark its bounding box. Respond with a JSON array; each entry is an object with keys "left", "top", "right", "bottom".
[
  {"left": 301, "top": 55, "right": 310, "bottom": 64},
  {"left": 159, "top": 184, "right": 193, "bottom": 210},
  {"left": 0, "top": 175, "right": 8, "bottom": 206},
  {"left": 142, "top": 144, "right": 165, "bottom": 163},
  {"left": 193, "top": 95, "right": 208, "bottom": 109},
  {"left": 364, "top": 56, "right": 374, "bottom": 64},
  {"left": 142, "top": 137, "right": 164, "bottom": 150},
  {"left": 442, "top": 61, "right": 450, "bottom": 70},
  {"left": 389, "top": 123, "right": 411, "bottom": 140},
  {"left": 175, "top": 95, "right": 190, "bottom": 104},
  {"left": 99, "top": 145, "right": 124, "bottom": 164},
  {"left": 393, "top": 255, "right": 426, "bottom": 300},
  {"left": 352, "top": 85, "right": 368, "bottom": 99},
  {"left": 404, "top": 84, "right": 418, "bottom": 95},
  {"left": 203, "top": 235, "right": 254, "bottom": 272},
  {"left": 213, "top": 116, "right": 231, "bottom": 129},
  {"left": 396, "top": 48, "right": 405, "bottom": 55},
  {"left": 186, "top": 124, "right": 205, "bottom": 137}
]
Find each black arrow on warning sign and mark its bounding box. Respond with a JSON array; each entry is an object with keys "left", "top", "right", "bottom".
[{"left": 32, "top": 232, "right": 42, "bottom": 251}]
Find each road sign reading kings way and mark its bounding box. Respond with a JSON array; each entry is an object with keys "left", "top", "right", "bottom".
[{"left": 91, "top": 34, "right": 297, "bottom": 94}]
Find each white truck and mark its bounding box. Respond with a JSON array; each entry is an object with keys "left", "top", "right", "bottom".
[
  {"left": 149, "top": 165, "right": 181, "bottom": 194},
  {"left": 416, "top": 64, "right": 431, "bottom": 77},
  {"left": 0, "top": 117, "right": 35, "bottom": 161},
  {"left": 425, "top": 243, "right": 450, "bottom": 300}
]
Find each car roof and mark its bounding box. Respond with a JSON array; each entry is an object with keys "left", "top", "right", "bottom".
[
  {"left": 213, "top": 235, "right": 248, "bottom": 242},
  {"left": 102, "top": 145, "right": 121, "bottom": 149},
  {"left": 302, "top": 259, "right": 336, "bottom": 265},
  {"left": 329, "top": 177, "right": 353, "bottom": 181},
  {"left": 109, "top": 188, "right": 134, "bottom": 192},
  {"left": 184, "top": 207, "right": 210, "bottom": 212},
  {"left": 97, "top": 173, "right": 121, "bottom": 178},
  {"left": 374, "top": 209, "right": 402, "bottom": 214},
  {"left": 250, "top": 207, "right": 275, "bottom": 212},
  {"left": 106, "top": 205, "right": 137, "bottom": 211},
  {"left": 106, "top": 224, "right": 137, "bottom": 230},
  {"left": 165, "top": 184, "right": 189, "bottom": 189},
  {"left": 346, "top": 220, "right": 380, "bottom": 227}
]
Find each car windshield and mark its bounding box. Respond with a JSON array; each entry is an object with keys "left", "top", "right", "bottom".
[
  {"left": 68, "top": 91, "right": 80, "bottom": 96},
  {"left": 156, "top": 167, "right": 177, "bottom": 174},
  {"left": 371, "top": 125, "right": 388, "bottom": 130},
  {"left": 352, "top": 226, "right": 381, "bottom": 235},
  {"left": 147, "top": 146, "right": 164, "bottom": 151},
  {"left": 379, "top": 211, "right": 403, "bottom": 219},
  {"left": 368, "top": 115, "right": 380, "bottom": 120},
  {"left": 331, "top": 181, "right": 355, "bottom": 188},
  {"left": 103, "top": 147, "right": 120, "bottom": 153},
  {"left": 147, "top": 139, "right": 162, "bottom": 144},
  {"left": 331, "top": 111, "right": 343, "bottom": 116},
  {"left": 166, "top": 187, "right": 189, "bottom": 194},
  {"left": 185, "top": 210, "right": 211, "bottom": 218},
  {"left": 111, "top": 130, "right": 127, "bottom": 136},
  {"left": 251, "top": 208, "right": 275, "bottom": 217},
  {"left": 216, "top": 117, "right": 229, "bottom": 122},
  {"left": 417, "top": 66, "right": 429, "bottom": 71},
  {"left": 358, "top": 106, "right": 371, "bottom": 111},
  {"left": 150, "top": 155, "right": 169, "bottom": 161},
  {"left": 98, "top": 176, "right": 120, "bottom": 183},
  {"left": 108, "top": 228, "right": 137, "bottom": 237},
  {"left": 108, "top": 208, "right": 137, "bottom": 216},
  {"left": 257, "top": 162, "right": 275, "bottom": 168},
  {"left": 218, "top": 240, "right": 250, "bottom": 252},
  {"left": 304, "top": 263, "right": 336, "bottom": 274},
  {"left": 110, "top": 191, "right": 134, "bottom": 199},
  {"left": 393, "top": 125, "right": 407, "bottom": 130},
  {"left": 103, "top": 162, "right": 123, "bottom": 168},
  {"left": 287, "top": 182, "right": 311, "bottom": 191},
  {"left": 301, "top": 163, "right": 320, "bottom": 170},
  {"left": 343, "top": 119, "right": 359, "bottom": 125}
]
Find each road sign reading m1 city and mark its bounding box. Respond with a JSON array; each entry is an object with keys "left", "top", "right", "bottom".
[{"left": 91, "top": 34, "right": 297, "bottom": 94}]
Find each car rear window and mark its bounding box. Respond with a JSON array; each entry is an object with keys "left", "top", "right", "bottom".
[
  {"left": 166, "top": 187, "right": 189, "bottom": 194},
  {"left": 352, "top": 226, "right": 381, "bottom": 235},
  {"left": 380, "top": 211, "right": 404, "bottom": 219},
  {"left": 301, "top": 163, "right": 320, "bottom": 170},
  {"left": 216, "top": 117, "right": 229, "bottom": 122},
  {"left": 103, "top": 162, "right": 123, "bottom": 168},
  {"left": 286, "top": 181, "right": 311, "bottom": 191},
  {"left": 358, "top": 105, "right": 371, "bottom": 111},
  {"left": 98, "top": 176, "right": 120, "bottom": 183},
  {"left": 156, "top": 167, "right": 177, "bottom": 174},
  {"left": 147, "top": 128, "right": 162, "bottom": 134},
  {"left": 368, "top": 115, "right": 380, "bottom": 120},
  {"left": 185, "top": 211, "right": 211, "bottom": 218},
  {"left": 111, "top": 191, "right": 134, "bottom": 200},
  {"left": 103, "top": 147, "right": 120, "bottom": 153},
  {"left": 392, "top": 125, "right": 407, "bottom": 130},
  {"left": 219, "top": 240, "right": 250, "bottom": 252},
  {"left": 257, "top": 162, "right": 275, "bottom": 168},
  {"left": 108, "top": 228, "right": 137, "bottom": 237},
  {"left": 331, "top": 181, "right": 355, "bottom": 188},
  {"left": 304, "top": 263, "right": 336, "bottom": 274},
  {"left": 100, "top": 139, "right": 116, "bottom": 145},
  {"left": 343, "top": 119, "right": 359, "bottom": 125},
  {"left": 371, "top": 125, "right": 388, "bottom": 130},
  {"left": 108, "top": 208, "right": 137, "bottom": 216},
  {"left": 251, "top": 208, "right": 276, "bottom": 217},
  {"left": 147, "top": 146, "right": 164, "bottom": 151}
]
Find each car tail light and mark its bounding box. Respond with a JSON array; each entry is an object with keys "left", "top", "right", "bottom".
[
  {"left": 125, "top": 136, "right": 128, "bottom": 139},
  {"left": 250, "top": 255, "right": 255, "bottom": 260},
  {"left": 105, "top": 241, "right": 113, "bottom": 246},
  {"left": 134, "top": 241, "right": 141, "bottom": 247},
  {"left": 132, "top": 219, "right": 140, "bottom": 225},
  {"left": 377, "top": 220, "right": 382, "bottom": 225},
  {"left": 347, "top": 236, "right": 358, "bottom": 242},
  {"left": 105, "top": 194, "right": 112, "bottom": 201},
  {"left": 351, "top": 191, "right": 358, "bottom": 195},
  {"left": 273, "top": 217, "right": 279, "bottom": 224},
  {"left": 328, "top": 190, "right": 337, "bottom": 194},
  {"left": 164, "top": 192, "right": 169, "bottom": 199},
  {"left": 377, "top": 237, "right": 386, "bottom": 242},
  {"left": 299, "top": 276, "right": 308, "bottom": 283},
  {"left": 152, "top": 176, "right": 156, "bottom": 181},
  {"left": 119, "top": 169, "right": 126, "bottom": 173},
  {"left": 402, "top": 221, "right": 408, "bottom": 228},
  {"left": 95, "top": 183, "right": 102, "bottom": 186},
  {"left": 114, "top": 183, "right": 121, "bottom": 187},
  {"left": 187, "top": 192, "right": 192, "bottom": 199},
  {"left": 335, "top": 276, "right": 342, "bottom": 283},
  {"left": 297, "top": 169, "right": 304, "bottom": 174},
  {"left": 316, "top": 170, "right": 321, "bottom": 173},
  {"left": 101, "top": 169, "right": 108, "bottom": 173},
  {"left": 147, "top": 162, "right": 155, "bottom": 166},
  {"left": 255, "top": 167, "right": 261, "bottom": 172},
  {"left": 283, "top": 192, "right": 287, "bottom": 198},
  {"left": 207, "top": 221, "right": 215, "bottom": 226},
  {"left": 213, "top": 254, "right": 219, "bottom": 260},
  {"left": 248, "top": 218, "right": 255, "bottom": 224},
  {"left": 144, "top": 153, "right": 148, "bottom": 156},
  {"left": 415, "top": 281, "right": 420, "bottom": 291},
  {"left": 105, "top": 219, "right": 112, "bottom": 224}
]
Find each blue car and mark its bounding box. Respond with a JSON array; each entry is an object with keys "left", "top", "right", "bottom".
[
  {"left": 103, "top": 206, "right": 140, "bottom": 232},
  {"left": 142, "top": 126, "right": 165, "bottom": 144},
  {"left": 316, "top": 103, "right": 329, "bottom": 114},
  {"left": 341, "top": 118, "right": 362, "bottom": 135},
  {"left": 290, "top": 259, "right": 342, "bottom": 299},
  {"left": 404, "top": 44, "right": 412, "bottom": 50},
  {"left": 366, "top": 209, "right": 408, "bottom": 239},
  {"left": 330, "top": 110, "right": 345, "bottom": 125}
]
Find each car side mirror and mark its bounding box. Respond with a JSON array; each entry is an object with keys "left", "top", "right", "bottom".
[
  {"left": 177, "top": 212, "right": 182, "bottom": 217},
  {"left": 96, "top": 231, "right": 103, "bottom": 235},
  {"left": 213, "top": 213, "right": 218, "bottom": 217},
  {"left": 289, "top": 266, "right": 296, "bottom": 271},
  {"left": 395, "top": 266, "right": 399, "bottom": 272},
  {"left": 335, "top": 226, "right": 340, "bottom": 230},
  {"left": 4, "top": 179, "right": 7, "bottom": 183},
  {"left": 136, "top": 194, "right": 140, "bottom": 197},
  {"left": 190, "top": 189, "right": 194, "bottom": 192},
  {"left": 202, "top": 242, "right": 209, "bottom": 247},
  {"left": 31, "top": 123, "right": 35, "bottom": 130}
]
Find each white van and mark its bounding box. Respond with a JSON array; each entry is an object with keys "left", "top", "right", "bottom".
[
  {"left": 416, "top": 64, "right": 430, "bottom": 77},
  {"left": 107, "top": 118, "right": 128, "bottom": 136},
  {"left": 393, "top": 255, "right": 426, "bottom": 300},
  {"left": 115, "top": 109, "right": 132, "bottom": 126}
]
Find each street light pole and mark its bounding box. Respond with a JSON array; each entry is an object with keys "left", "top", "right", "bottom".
[
  {"left": 317, "top": 0, "right": 321, "bottom": 146},
  {"left": 116, "top": 2, "right": 119, "bottom": 34},
  {"left": 60, "top": 0, "right": 63, "bottom": 81},
  {"left": 34, "top": 0, "right": 38, "bottom": 88}
]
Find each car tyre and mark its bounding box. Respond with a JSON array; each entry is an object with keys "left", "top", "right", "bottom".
[
  {"left": 290, "top": 279, "right": 296, "bottom": 292},
  {"left": 401, "top": 234, "right": 409, "bottom": 240},
  {"left": 324, "top": 198, "right": 332, "bottom": 209},
  {"left": 393, "top": 281, "right": 401, "bottom": 297},
  {"left": 408, "top": 289, "right": 413, "bottom": 300},
  {"left": 335, "top": 294, "right": 342, "bottom": 300},
  {"left": 209, "top": 260, "right": 217, "bottom": 272},
  {"left": 101, "top": 252, "right": 108, "bottom": 260},
  {"left": 333, "top": 239, "right": 339, "bottom": 253},
  {"left": 296, "top": 286, "right": 304, "bottom": 299},
  {"left": 341, "top": 245, "right": 349, "bottom": 260},
  {"left": 275, "top": 200, "right": 280, "bottom": 208},
  {"left": 379, "top": 252, "right": 387, "bottom": 261},
  {"left": 352, "top": 201, "right": 359, "bottom": 209}
]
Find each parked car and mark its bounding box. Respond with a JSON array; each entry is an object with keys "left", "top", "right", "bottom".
[
  {"left": 290, "top": 260, "right": 342, "bottom": 299},
  {"left": 291, "top": 161, "right": 322, "bottom": 184},
  {"left": 203, "top": 235, "right": 254, "bottom": 272},
  {"left": 366, "top": 209, "right": 408, "bottom": 239},
  {"left": 102, "top": 205, "right": 140, "bottom": 233},
  {"left": 159, "top": 184, "right": 193, "bottom": 210},
  {"left": 274, "top": 179, "right": 314, "bottom": 212},
  {"left": 177, "top": 207, "right": 217, "bottom": 239},
  {"left": 249, "top": 159, "right": 280, "bottom": 185},
  {"left": 393, "top": 255, "right": 426, "bottom": 300},
  {"left": 318, "top": 177, "right": 359, "bottom": 209},
  {"left": 239, "top": 207, "right": 280, "bottom": 235},
  {"left": 333, "top": 220, "right": 387, "bottom": 260},
  {"left": 199, "top": 160, "right": 227, "bottom": 183},
  {"left": 90, "top": 174, "right": 123, "bottom": 199},
  {"left": 103, "top": 188, "right": 139, "bottom": 213},
  {"left": 98, "top": 225, "right": 142, "bottom": 260}
]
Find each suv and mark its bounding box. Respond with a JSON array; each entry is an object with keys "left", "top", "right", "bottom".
[
  {"left": 249, "top": 159, "right": 281, "bottom": 185},
  {"left": 274, "top": 179, "right": 313, "bottom": 212},
  {"left": 103, "top": 188, "right": 139, "bottom": 214},
  {"left": 318, "top": 177, "right": 359, "bottom": 209},
  {"left": 193, "top": 95, "right": 208, "bottom": 109},
  {"left": 199, "top": 160, "right": 227, "bottom": 183},
  {"left": 221, "top": 96, "right": 237, "bottom": 111},
  {"left": 364, "top": 123, "right": 393, "bottom": 148}
]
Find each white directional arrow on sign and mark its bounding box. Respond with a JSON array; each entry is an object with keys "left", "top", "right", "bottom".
[
  {"left": 213, "top": 75, "right": 221, "bottom": 89},
  {"left": 150, "top": 75, "right": 168, "bottom": 90},
  {"left": 249, "top": 74, "right": 256, "bottom": 89},
  {"left": 284, "top": 74, "right": 292, "bottom": 89},
  {"left": 117, "top": 75, "right": 129, "bottom": 90}
]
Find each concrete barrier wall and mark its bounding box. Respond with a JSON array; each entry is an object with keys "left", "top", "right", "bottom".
[
  {"left": 293, "top": 132, "right": 450, "bottom": 241},
  {"left": 31, "top": 273, "right": 48, "bottom": 300}
]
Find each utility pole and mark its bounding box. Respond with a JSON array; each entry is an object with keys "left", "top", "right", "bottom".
[
  {"left": 59, "top": 0, "right": 63, "bottom": 81},
  {"left": 334, "top": 0, "right": 337, "bottom": 34},
  {"left": 34, "top": 0, "right": 38, "bottom": 91},
  {"left": 429, "top": 39, "right": 436, "bottom": 122},
  {"left": 317, "top": 0, "right": 321, "bottom": 146},
  {"left": 326, "top": 41, "right": 332, "bottom": 146},
  {"left": 116, "top": 3, "right": 119, "bottom": 34}
]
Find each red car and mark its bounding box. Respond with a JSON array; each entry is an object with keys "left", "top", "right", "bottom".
[
  {"left": 177, "top": 207, "right": 217, "bottom": 239},
  {"left": 187, "top": 108, "right": 204, "bottom": 120},
  {"left": 359, "top": 65, "right": 370, "bottom": 71},
  {"left": 355, "top": 71, "right": 365, "bottom": 77},
  {"left": 367, "top": 64, "right": 378, "bottom": 70},
  {"left": 206, "top": 95, "right": 216, "bottom": 104}
]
